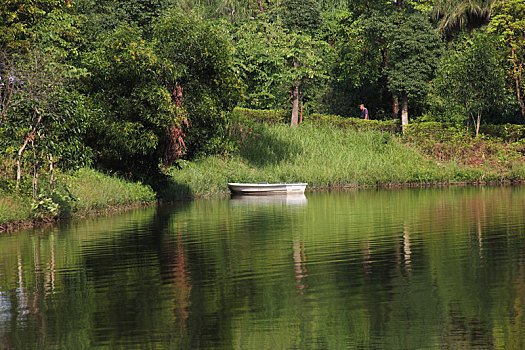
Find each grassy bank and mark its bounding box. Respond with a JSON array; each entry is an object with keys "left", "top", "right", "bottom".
[
  {"left": 163, "top": 123, "right": 500, "bottom": 198},
  {"left": 3, "top": 110, "right": 525, "bottom": 228},
  {"left": 0, "top": 168, "right": 156, "bottom": 229},
  {"left": 0, "top": 194, "right": 32, "bottom": 226}
]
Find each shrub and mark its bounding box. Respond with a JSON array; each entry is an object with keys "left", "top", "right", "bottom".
[
  {"left": 479, "top": 124, "right": 525, "bottom": 142},
  {"left": 304, "top": 113, "right": 400, "bottom": 134}
]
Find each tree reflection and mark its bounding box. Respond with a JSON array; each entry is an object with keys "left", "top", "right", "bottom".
[
  {"left": 293, "top": 240, "right": 307, "bottom": 294},
  {"left": 2, "top": 188, "right": 525, "bottom": 347},
  {"left": 170, "top": 224, "right": 191, "bottom": 328}
]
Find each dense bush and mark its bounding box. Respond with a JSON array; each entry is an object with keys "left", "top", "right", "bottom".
[
  {"left": 305, "top": 113, "right": 400, "bottom": 134},
  {"left": 231, "top": 107, "right": 400, "bottom": 133},
  {"left": 479, "top": 124, "right": 525, "bottom": 142}
]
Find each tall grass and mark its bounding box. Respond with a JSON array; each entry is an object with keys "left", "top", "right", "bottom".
[
  {"left": 61, "top": 168, "right": 156, "bottom": 213},
  {"left": 1, "top": 168, "right": 156, "bottom": 227},
  {"left": 0, "top": 194, "right": 31, "bottom": 225},
  {"left": 165, "top": 124, "right": 471, "bottom": 198}
]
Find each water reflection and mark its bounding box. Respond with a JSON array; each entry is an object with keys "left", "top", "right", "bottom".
[
  {"left": 0, "top": 187, "right": 525, "bottom": 348},
  {"left": 165, "top": 224, "right": 191, "bottom": 328},
  {"left": 229, "top": 193, "right": 307, "bottom": 206},
  {"left": 293, "top": 240, "right": 307, "bottom": 294}
]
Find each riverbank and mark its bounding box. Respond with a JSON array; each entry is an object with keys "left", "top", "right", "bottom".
[
  {"left": 3, "top": 114, "right": 525, "bottom": 231},
  {"left": 0, "top": 168, "right": 156, "bottom": 232},
  {"left": 162, "top": 122, "right": 525, "bottom": 198}
]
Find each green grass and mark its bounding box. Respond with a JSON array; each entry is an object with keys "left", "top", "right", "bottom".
[
  {"left": 1, "top": 168, "right": 156, "bottom": 227},
  {"left": 3, "top": 121, "right": 523, "bottom": 226},
  {"left": 0, "top": 193, "right": 31, "bottom": 225},
  {"left": 61, "top": 168, "right": 156, "bottom": 213},
  {"left": 165, "top": 123, "right": 476, "bottom": 198}
]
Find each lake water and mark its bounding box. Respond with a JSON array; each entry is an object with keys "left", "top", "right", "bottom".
[{"left": 1, "top": 186, "right": 525, "bottom": 348}]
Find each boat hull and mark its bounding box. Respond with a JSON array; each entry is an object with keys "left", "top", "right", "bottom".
[{"left": 227, "top": 183, "right": 307, "bottom": 195}]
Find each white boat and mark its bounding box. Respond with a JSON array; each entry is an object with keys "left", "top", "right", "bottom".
[{"left": 227, "top": 182, "right": 307, "bottom": 195}]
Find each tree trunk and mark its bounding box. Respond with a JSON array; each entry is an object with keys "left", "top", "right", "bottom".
[
  {"left": 173, "top": 82, "right": 183, "bottom": 107},
  {"left": 475, "top": 113, "right": 481, "bottom": 138},
  {"left": 31, "top": 140, "right": 42, "bottom": 199},
  {"left": 515, "top": 74, "right": 525, "bottom": 119},
  {"left": 32, "top": 143, "right": 38, "bottom": 199},
  {"left": 16, "top": 110, "right": 43, "bottom": 190},
  {"left": 511, "top": 49, "right": 525, "bottom": 119},
  {"left": 49, "top": 154, "right": 54, "bottom": 192},
  {"left": 16, "top": 136, "right": 31, "bottom": 190},
  {"left": 291, "top": 83, "right": 299, "bottom": 127},
  {"left": 392, "top": 96, "right": 399, "bottom": 120},
  {"left": 401, "top": 94, "right": 408, "bottom": 131}
]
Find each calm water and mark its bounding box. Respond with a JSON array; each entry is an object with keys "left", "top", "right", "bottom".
[{"left": 1, "top": 186, "right": 525, "bottom": 349}]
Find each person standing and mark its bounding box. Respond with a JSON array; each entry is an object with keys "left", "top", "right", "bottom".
[{"left": 360, "top": 104, "right": 369, "bottom": 120}]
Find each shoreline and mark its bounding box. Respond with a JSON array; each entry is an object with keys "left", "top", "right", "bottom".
[
  {"left": 0, "top": 201, "right": 158, "bottom": 234},
  {"left": 3, "top": 179, "right": 525, "bottom": 234}
]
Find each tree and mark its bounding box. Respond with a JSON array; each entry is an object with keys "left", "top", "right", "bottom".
[
  {"left": 279, "top": 0, "right": 323, "bottom": 35},
  {"left": 489, "top": 0, "right": 525, "bottom": 119},
  {"left": 285, "top": 33, "right": 333, "bottom": 126},
  {"left": 154, "top": 9, "right": 242, "bottom": 157},
  {"left": 79, "top": 25, "right": 180, "bottom": 175},
  {"left": 74, "top": 0, "right": 178, "bottom": 39},
  {"left": 232, "top": 20, "right": 291, "bottom": 110},
  {"left": 0, "top": 0, "right": 69, "bottom": 50},
  {"left": 362, "top": 11, "right": 442, "bottom": 126},
  {"left": 174, "top": 0, "right": 261, "bottom": 20},
  {"left": 232, "top": 17, "right": 333, "bottom": 125},
  {"left": 432, "top": 31, "right": 506, "bottom": 136},
  {"left": 0, "top": 48, "right": 89, "bottom": 195},
  {"left": 0, "top": 7, "right": 88, "bottom": 196},
  {"left": 432, "top": 0, "right": 496, "bottom": 37}
]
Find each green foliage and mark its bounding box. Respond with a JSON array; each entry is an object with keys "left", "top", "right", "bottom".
[
  {"left": 381, "top": 12, "right": 443, "bottom": 101},
  {"left": 0, "top": 34, "right": 90, "bottom": 196},
  {"left": 279, "top": 0, "right": 323, "bottom": 34},
  {"left": 335, "top": 12, "right": 379, "bottom": 88},
  {"left": 155, "top": 9, "right": 242, "bottom": 157},
  {"left": 232, "top": 107, "right": 289, "bottom": 124},
  {"left": 479, "top": 123, "right": 525, "bottom": 142},
  {"left": 305, "top": 113, "right": 400, "bottom": 133},
  {"left": 488, "top": 0, "right": 525, "bottom": 119},
  {"left": 0, "top": 0, "right": 70, "bottom": 50},
  {"left": 232, "top": 16, "right": 335, "bottom": 113},
  {"left": 165, "top": 123, "right": 452, "bottom": 198},
  {"left": 79, "top": 24, "right": 177, "bottom": 172},
  {"left": 31, "top": 193, "right": 59, "bottom": 219},
  {"left": 0, "top": 192, "right": 31, "bottom": 225},
  {"left": 329, "top": 8, "right": 442, "bottom": 119},
  {"left": 173, "top": 0, "right": 261, "bottom": 21},
  {"left": 232, "top": 20, "right": 291, "bottom": 109},
  {"left": 432, "top": 0, "right": 496, "bottom": 37},
  {"left": 74, "top": 0, "right": 177, "bottom": 38},
  {"left": 403, "top": 122, "right": 524, "bottom": 174},
  {"left": 431, "top": 31, "right": 507, "bottom": 133},
  {"left": 1, "top": 0, "right": 523, "bottom": 213},
  {"left": 1, "top": 168, "right": 155, "bottom": 225},
  {"left": 231, "top": 107, "right": 400, "bottom": 133}
]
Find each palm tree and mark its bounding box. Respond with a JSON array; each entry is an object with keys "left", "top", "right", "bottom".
[
  {"left": 432, "top": 0, "right": 496, "bottom": 36},
  {"left": 176, "top": 0, "right": 261, "bottom": 19}
]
